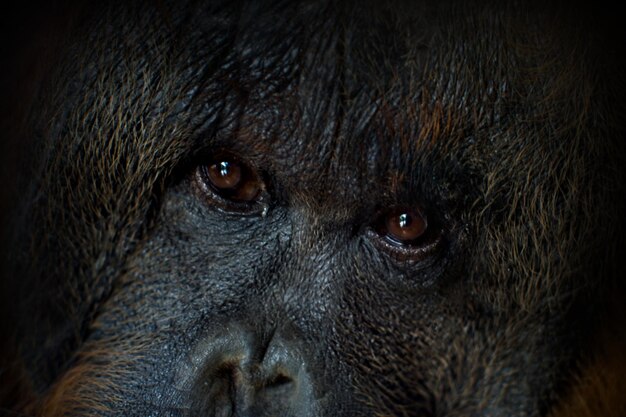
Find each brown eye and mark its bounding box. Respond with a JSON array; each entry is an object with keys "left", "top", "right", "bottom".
[
  {"left": 384, "top": 208, "right": 428, "bottom": 244},
  {"left": 196, "top": 153, "right": 268, "bottom": 214},
  {"left": 205, "top": 160, "right": 262, "bottom": 202},
  {"left": 207, "top": 161, "right": 242, "bottom": 190},
  {"left": 369, "top": 205, "right": 443, "bottom": 262}
]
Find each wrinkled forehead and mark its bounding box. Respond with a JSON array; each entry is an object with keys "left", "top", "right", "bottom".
[
  {"left": 188, "top": 0, "right": 514, "bottom": 131},
  {"left": 177, "top": 2, "right": 521, "bottom": 186},
  {"left": 81, "top": 1, "right": 583, "bottom": 209}
]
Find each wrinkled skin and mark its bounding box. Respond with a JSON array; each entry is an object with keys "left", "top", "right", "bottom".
[{"left": 1, "top": 1, "right": 625, "bottom": 416}]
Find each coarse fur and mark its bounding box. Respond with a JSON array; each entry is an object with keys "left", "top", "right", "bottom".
[{"left": 1, "top": 0, "right": 625, "bottom": 416}]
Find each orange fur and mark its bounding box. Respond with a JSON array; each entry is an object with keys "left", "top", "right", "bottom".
[
  {"left": 550, "top": 328, "right": 626, "bottom": 417},
  {"left": 28, "top": 338, "right": 149, "bottom": 417}
]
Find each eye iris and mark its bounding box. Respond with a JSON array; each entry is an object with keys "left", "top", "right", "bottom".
[
  {"left": 208, "top": 161, "right": 242, "bottom": 189},
  {"left": 202, "top": 156, "right": 263, "bottom": 203},
  {"left": 386, "top": 209, "right": 427, "bottom": 243}
]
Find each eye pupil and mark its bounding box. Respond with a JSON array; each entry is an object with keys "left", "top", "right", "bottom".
[
  {"left": 218, "top": 162, "right": 229, "bottom": 177},
  {"left": 398, "top": 213, "right": 409, "bottom": 228}
]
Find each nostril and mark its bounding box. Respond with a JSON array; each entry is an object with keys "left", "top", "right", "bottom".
[
  {"left": 215, "top": 362, "right": 241, "bottom": 384},
  {"left": 207, "top": 363, "right": 240, "bottom": 401},
  {"left": 266, "top": 372, "right": 293, "bottom": 387},
  {"left": 257, "top": 371, "right": 295, "bottom": 394}
]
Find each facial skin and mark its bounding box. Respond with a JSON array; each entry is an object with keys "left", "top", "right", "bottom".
[{"left": 0, "top": 1, "right": 624, "bottom": 416}]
